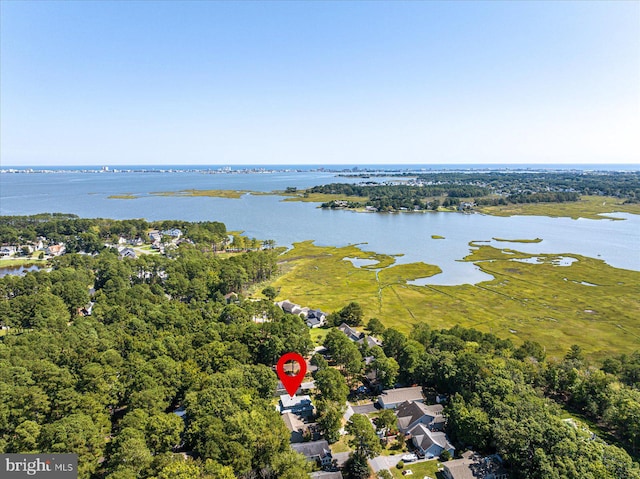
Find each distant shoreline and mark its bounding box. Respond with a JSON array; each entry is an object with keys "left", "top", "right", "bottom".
[{"left": 2, "top": 163, "right": 639, "bottom": 175}]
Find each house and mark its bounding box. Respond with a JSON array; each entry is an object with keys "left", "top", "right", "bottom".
[
  {"left": 118, "top": 247, "right": 137, "bottom": 259},
  {"left": 279, "top": 394, "right": 314, "bottom": 416},
  {"left": 306, "top": 309, "right": 327, "bottom": 328},
  {"left": 0, "top": 246, "right": 17, "bottom": 257},
  {"left": 378, "top": 386, "right": 424, "bottom": 409},
  {"left": 161, "top": 228, "right": 182, "bottom": 238},
  {"left": 45, "top": 244, "right": 66, "bottom": 256},
  {"left": 277, "top": 300, "right": 305, "bottom": 316},
  {"left": 291, "top": 440, "right": 332, "bottom": 467},
  {"left": 407, "top": 423, "right": 455, "bottom": 459},
  {"left": 310, "top": 472, "right": 343, "bottom": 479},
  {"left": 128, "top": 237, "right": 144, "bottom": 246},
  {"left": 281, "top": 411, "right": 310, "bottom": 443},
  {"left": 442, "top": 451, "right": 508, "bottom": 479},
  {"left": 77, "top": 302, "right": 95, "bottom": 317},
  {"left": 357, "top": 335, "right": 382, "bottom": 348},
  {"left": 396, "top": 400, "right": 445, "bottom": 433},
  {"left": 338, "top": 323, "right": 362, "bottom": 342},
  {"left": 148, "top": 230, "right": 162, "bottom": 242}
]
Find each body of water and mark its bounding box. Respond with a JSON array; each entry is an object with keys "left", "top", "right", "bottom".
[{"left": 1, "top": 168, "right": 638, "bottom": 285}]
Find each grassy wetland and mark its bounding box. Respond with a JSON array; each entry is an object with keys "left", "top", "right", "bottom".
[{"left": 271, "top": 240, "right": 640, "bottom": 360}]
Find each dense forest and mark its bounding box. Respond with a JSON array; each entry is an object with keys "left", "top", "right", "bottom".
[
  {"left": 0, "top": 216, "right": 638, "bottom": 478},
  {"left": 312, "top": 171, "right": 639, "bottom": 211}
]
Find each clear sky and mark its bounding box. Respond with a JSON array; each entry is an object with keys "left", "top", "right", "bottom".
[{"left": 1, "top": 1, "right": 638, "bottom": 166}]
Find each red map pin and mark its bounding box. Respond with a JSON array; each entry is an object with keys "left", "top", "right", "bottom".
[{"left": 276, "top": 352, "right": 307, "bottom": 397}]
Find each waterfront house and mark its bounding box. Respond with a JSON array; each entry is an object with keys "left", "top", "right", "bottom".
[{"left": 338, "top": 323, "right": 362, "bottom": 342}]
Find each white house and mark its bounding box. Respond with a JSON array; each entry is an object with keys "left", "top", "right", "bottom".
[
  {"left": 291, "top": 440, "right": 332, "bottom": 468},
  {"left": 279, "top": 394, "right": 314, "bottom": 417},
  {"left": 407, "top": 423, "right": 455, "bottom": 459}
]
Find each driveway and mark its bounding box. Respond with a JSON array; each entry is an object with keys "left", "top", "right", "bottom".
[
  {"left": 351, "top": 403, "right": 378, "bottom": 414},
  {"left": 369, "top": 454, "right": 402, "bottom": 472}
]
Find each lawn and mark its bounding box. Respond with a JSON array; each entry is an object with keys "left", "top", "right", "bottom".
[
  {"left": 389, "top": 459, "right": 442, "bottom": 479},
  {"left": 270, "top": 241, "right": 640, "bottom": 361},
  {"left": 309, "top": 328, "right": 330, "bottom": 346},
  {"left": 330, "top": 434, "right": 353, "bottom": 454},
  {"left": 0, "top": 257, "right": 48, "bottom": 267}
]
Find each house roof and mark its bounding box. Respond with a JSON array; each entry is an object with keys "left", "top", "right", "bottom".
[
  {"left": 443, "top": 451, "right": 507, "bottom": 479},
  {"left": 408, "top": 423, "right": 454, "bottom": 453},
  {"left": 358, "top": 335, "right": 382, "bottom": 348},
  {"left": 338, "top": 323, "right": 362, "bottom": 341},
  {"left": 308, "top": 309, "right": 326, "bottom": 319},
  {"left": 278, "top": 300, "right": 302, "bottom": 314},
  {"left": 307, "top": 316, "right": 323, "bottom": 327},
  {"left": 311, "top": 471, "right": 343, "bottom": 479},
  {"left": 281, "top": 412, "right": 305, "bottom": 432},
  {"left": 379, "top": 386, "right": 424, "bottom": 405},
  {"left": 396, "top": 401, "right": 444, "bottom": 431},
  {"left": 291, "top": 440, "right": 331, "bottom": 459},
  {"left": 280, "top": 394, "right": 312, "bottom": 409}
]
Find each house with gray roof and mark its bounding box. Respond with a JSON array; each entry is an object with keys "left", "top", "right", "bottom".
[
  {"left": 442, "top": 451, "right": 508, "bottom": 479},
  {"left": 291, "top": 440, "right": 332, "bottom": 467},
  {"left": 338, "top": 323, "right": 362, "bottom": 342},
  {"left": 277, "top": 300, "right": 305, "bottom": 316},
  {"left": 306, "top": 309, "right": 327, "bottom": 328},
  {"left": 378, "top": 386, "right": 424, "bottom": 409},
  {"left": 396, "top": 400, "right": 445, "bottom": 433},
  {"left": 358, "top": 335, "right": 382, "bottom": 348},
  {"left": 310, "top": 471, "right": 343, "bottom": 479},
  {"left": 408, "top": 423, "right": 455, "bottom": 459},
  {"left": 281, "top": 411, "right": 311, "bottom": 443}
]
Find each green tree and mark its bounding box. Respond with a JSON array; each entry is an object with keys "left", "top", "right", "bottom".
[
  {"left": 261, "top": 286, "right": 277, "bottom": 301},
  {"left": 315, "top": 367, "right": 349, "bottom": 404},
  {"left": 146, "top": 412, "right": 185, "bottom": 453},
  {"left": 11, "top": 420, "right": 41, "bottom": 452},
  {"left": 335, "top": 301, "right": 364, "bottom": 326},
  {"left": 316, "top": 399, "right": 344, "bottom": 444},
  {"left": 346, "top": 414, "right": 381, "bottom": 459},
  {"left": 366, "top": 317, "right": 385, "bottom": 336},
  {"left": 374, "top": 409, "right": 397, "bottom": 436}
]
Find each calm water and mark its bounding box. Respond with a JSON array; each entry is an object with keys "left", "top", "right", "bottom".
[
  {"left": 0, "top": 264, "right": 43, "bottom": 278},
  {"left": 1, "top": 169, "right": 638, "bottom": 285}
]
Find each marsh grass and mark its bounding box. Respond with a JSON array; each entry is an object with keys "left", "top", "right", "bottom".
[
  {"left": 149, "top": 189, "right": 251, "bottom": 198},
  {"left": 272, "top": 242, "right": 640, "bottom": 360},
  {"left": 479, "top": 195, "right": 640, "bottom": 220}
]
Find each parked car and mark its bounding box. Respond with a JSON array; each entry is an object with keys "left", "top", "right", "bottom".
[{"left": 401, "top": 453, "right": 418, "bottom": 462}]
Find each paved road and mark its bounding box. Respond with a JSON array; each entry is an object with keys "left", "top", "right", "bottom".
[{"left": 369, "top": 454, "right": 402, "bottom": 472}]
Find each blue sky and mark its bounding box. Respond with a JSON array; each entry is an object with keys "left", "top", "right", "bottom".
[{"left": 1, "top": 1, "right": 638, "bottom": 166}]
